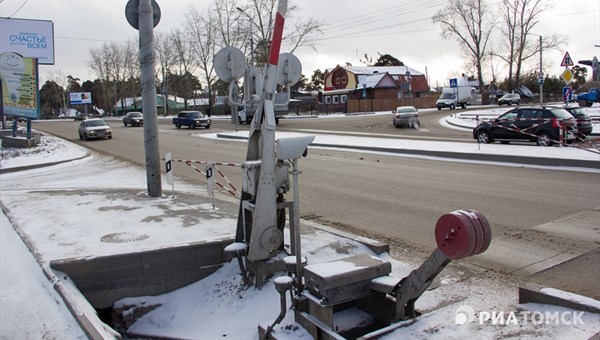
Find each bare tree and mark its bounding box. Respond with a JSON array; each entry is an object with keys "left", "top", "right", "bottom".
[
  {"left": 171, "top": 28, "right": 200, "bottom": 109},
  {"left": 123, "top": 38, "right": 141, "bottom": 107},
  {"left": 496, "top": 0, "right": 565, "bottom": 90},
  {"left": 433, "top": 0, "right": 495, "bottom": 98},
  {"left": 183, "top": 5, "right": 219, "bottom": 116},
  {"left": 232, "top": 0, "right": 323, "bottom": 65},
  {"left": 154, "top": 31, "right": 177, "bottom": 116}
]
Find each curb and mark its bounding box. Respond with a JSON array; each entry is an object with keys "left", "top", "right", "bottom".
[
  {"left": 519, "top": 283, "right": 600, "bottom": 313},
  {"left": 0, "top": 149, "right": 91, "bottom": 175},
  {"left": 216, "top": 133, "right": 600, "bottom": 169},
  {"left": 0, "top": 201, "right": 110, "bottom": 339}
]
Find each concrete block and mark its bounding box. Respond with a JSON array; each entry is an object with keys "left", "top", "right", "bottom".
[
  {"left": 519, "top": 283, "right": 600, "bottom": 313},
  {"left": 50, "top": 239, "right": 233, "bottom": 309}
]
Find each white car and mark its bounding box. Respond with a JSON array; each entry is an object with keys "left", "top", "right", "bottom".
[
  {"left": 392, "top": 106, "right": 420, "bottom": 128},
  {"left": 498, "top": 93, "right": 521, "bottom": 106},
  {"left": 78, "top": 118, "right": 112, "bottom": 140}
]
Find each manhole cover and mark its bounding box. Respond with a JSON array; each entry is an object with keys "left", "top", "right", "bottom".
[{"left": 101, "top": 232, "right": 149, "bottom": 243}]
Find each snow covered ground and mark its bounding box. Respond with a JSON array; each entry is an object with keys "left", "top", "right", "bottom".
[{"left": 1, "top": 109, "right": 599, "bottom": 339}]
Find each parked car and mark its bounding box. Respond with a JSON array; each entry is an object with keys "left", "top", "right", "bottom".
[
  {"left": 392, "top": 106, "right": 420, "bottom": 128},
  {"left": 472, "top": 106, "right": 577, "bottom": 147},
  {"left": 498, "top": 93, "right": 521, "bottom": 106},
  {"left": 123, "top": 111, "right": 143, "bottom": 127},
  {"left": 563, "top": 106, "right": 593, "bottom": 139},
  {"left": 172, "top": 111, "right": 211, "bottom": 129},
  {"left": 78, "top": 118, "right": 112, "bottom": 140},
  {"left": 74, "top": 112, "right": 88, "bottom": 121}
]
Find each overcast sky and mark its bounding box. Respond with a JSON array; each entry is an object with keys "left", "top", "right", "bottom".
[{"left": 0, "top": 0, "right": 598, "bottom": 88}]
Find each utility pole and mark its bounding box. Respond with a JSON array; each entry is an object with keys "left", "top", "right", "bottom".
[
  {"left": 539, "top": 35, "right": 543, "bottom": 105},
  {"left": 138, "top": 0, "right": 162, "bottom": 197}
]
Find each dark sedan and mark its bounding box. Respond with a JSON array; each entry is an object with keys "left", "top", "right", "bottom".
[
  {"left": 123, "top": 112, "right": 144, "bottom": 127},
  {"left": 563, "top": 106, "right": 593, "bottom": 139},
  {"left": 473, "top": 106, "right": 577, "bottom": 147}
]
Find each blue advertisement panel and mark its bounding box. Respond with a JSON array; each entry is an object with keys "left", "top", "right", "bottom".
[
  {"left": 70, "top": 92, "right": 92, "bottom": 105},
  {"left": 0, "top": 52, "right": 39, "bottom": 119},
  {"left": 0, "top": 17, "right": 55, "bottom": 65}
]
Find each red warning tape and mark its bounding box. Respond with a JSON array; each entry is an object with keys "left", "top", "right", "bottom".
[{"left": 161, "top": 158, "right": 241, "bottom": 198}]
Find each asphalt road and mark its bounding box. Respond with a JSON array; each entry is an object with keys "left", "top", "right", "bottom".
[{"left": 32, "top": 113, "right": 600, "bottom": 288}]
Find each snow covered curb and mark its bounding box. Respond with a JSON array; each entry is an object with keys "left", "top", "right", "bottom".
[{"left": 520, "top": 283, "right": 600, "bottom": 313}]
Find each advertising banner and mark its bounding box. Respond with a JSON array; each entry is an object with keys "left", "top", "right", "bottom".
[
  {"left": 70, "top": 92, "right": 92, "bottom": 105},
  {"left": 0, "top": 52, "right": 39, "bottom": 119},
  {"left": 0, "top": 17, "right": 55, "bottom": 65}
]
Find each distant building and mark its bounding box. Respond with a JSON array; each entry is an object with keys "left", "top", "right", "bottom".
[{"left": 320, "top": 65, "right": 430, "bottom": 109}]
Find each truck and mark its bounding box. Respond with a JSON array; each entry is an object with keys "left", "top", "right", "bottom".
[
  {"left": 576, "top": 88, "right": 599, "bottom": 107},
  {"left": 436, "top": 86, "right": 473, "bottom": 110},
  {"left": 237, "top": 93, "right": 290, "bottom": 125},
  {"left": 172, "top": 110, "right": 211, "bottom": 129}
]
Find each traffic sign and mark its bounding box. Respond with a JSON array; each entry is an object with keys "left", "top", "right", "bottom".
[
  {"left": 125, "top": 0, "right": 161, "bottom": 30},
  {"left": 449, "top": 78, "right": 457, "bottom": 88},
  {"left": 165, "top": 152, "right": 173, "bottom": 185},
  {"left": 562, "top": 86, "right": 572, "bottom": 102},
  {"left": 561, "top": 51, "right": 574, "bottom": 67},
  {"left": 561, "top": 68, "right": 574, "bottom": 83}
]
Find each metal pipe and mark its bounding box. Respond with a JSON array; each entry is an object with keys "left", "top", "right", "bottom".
[
  {"left": 138, "top": 0, "right": 162, "bottom": 197},
  {"left": 292, "top": 159, "right": 303, "bottom": 292},
  {"left": 263, "top": 276, "right": 293, "bottom": 339},
  {"left": 539, "top": 35, "right": 543, "bottom": 105}
]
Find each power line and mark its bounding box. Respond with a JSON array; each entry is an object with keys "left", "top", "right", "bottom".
[
  {"left": 55, "top": 35, "right": 125, "bottom": 43},
  {"left": 324, "top": 0, "right": 445, "bottom": 35},
  {"left": 6, "top": 0, "right": 29, "bottom": 18}
]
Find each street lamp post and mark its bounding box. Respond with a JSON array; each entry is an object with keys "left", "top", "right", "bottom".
[
  {"left": 539, "top": 35, "right": 543, "bottom": 105},
  {"left": 236, "top": 7, "right": 254, "bottom": 66},
  {"left": 405, "top": 70, "right": 412, "bottom": 106},
  {"left": 528, "top": 33, "right": 544, "bottom": 105}
]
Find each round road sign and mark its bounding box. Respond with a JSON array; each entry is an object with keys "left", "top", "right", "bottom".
[{"left": 125, "top": 0, "right": 161, "bottom": 30}]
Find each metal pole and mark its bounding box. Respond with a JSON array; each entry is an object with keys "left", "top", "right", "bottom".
[
  {"left": 292, "top": 159, "right": 303, "bottom": 292},
  {"left": 139, "top": 0, "right": 162, "bottom": 197},
  {"left": 539, "top": 35, "right": 543, "bottom": 105}
]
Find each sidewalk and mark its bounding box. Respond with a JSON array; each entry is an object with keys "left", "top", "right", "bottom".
[{"left": 1, "top": 130, "right": 599, "bottom": 339}]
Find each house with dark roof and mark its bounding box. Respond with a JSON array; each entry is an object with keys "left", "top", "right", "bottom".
[{"left": 320, "top": 65, "right": 431, "bottom": 112}]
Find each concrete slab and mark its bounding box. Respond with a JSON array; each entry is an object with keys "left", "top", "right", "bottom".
[{"left": 533, "top": 209, "right": 600, "bottom": 242}]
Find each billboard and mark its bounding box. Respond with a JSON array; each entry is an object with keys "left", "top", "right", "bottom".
[
  {"left": 0, "top": 52, "right": 39, "bottom": 119},
  {"left": 0, "top": 17, "right": 55, "bottom": 65},
  {"left": 70, "top": 92, "right": 92, "bottom": 105}
]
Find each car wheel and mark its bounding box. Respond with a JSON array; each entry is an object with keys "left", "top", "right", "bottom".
[
  {"left": 450, "top": 104, "right": 455, "bottom": 110},
  {"left": 437, "top": 107, "right": 442, "bottom": 111},
  {"left": 477, "top": 130, "right": 492, "bottom": 144},
  {"left": 108, "top": 136, "right": 112, "bottom": 139},
  {"left": 516, "top": 101, "right": 520, "bottom": 105},
  {"left": 124, "top": 121, "right": 127, "bottom": 127},
  {"left": 79, "top": 132, "right": 83, "bottom": 140},
  {"left": 82, "top": 133, "right": 88, "bottom": 140},
  {"left": 191, "top": 123, "right": 196, "bottom": 129},
  {"left": 536, "top": 132, "right": 553, "bottom": 147},
  {"left": 578, "top": 100, "right": 588, "bottom": 107},
  {"left": 205, "top": 125, "right": 211, "bottom": 129},
  {"left": 176, "top": 124, "right": 181, "bottom": 129}
]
